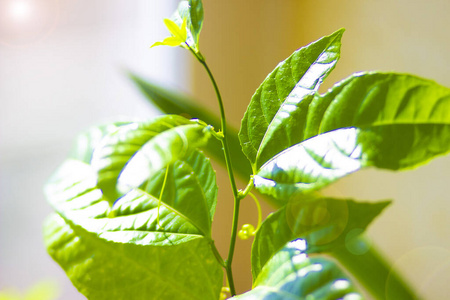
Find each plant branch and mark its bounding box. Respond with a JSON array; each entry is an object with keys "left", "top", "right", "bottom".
[{"left": 188, "top": 45, "right": 241, "bottom": 296}]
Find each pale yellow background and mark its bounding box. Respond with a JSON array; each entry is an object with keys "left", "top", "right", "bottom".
[{"left": 192, "top": 1, "right": 450, "bottom": 299}]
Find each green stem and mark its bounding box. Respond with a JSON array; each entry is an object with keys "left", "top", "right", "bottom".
[
  {"left": 225, "top": 198, "right": 240, "bottom": 296},
  {"left": 190, "top": 47, "right": 240, "bottom": 296}
]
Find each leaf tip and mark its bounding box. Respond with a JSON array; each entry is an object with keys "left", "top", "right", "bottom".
[
  {"left": 332, "top": 28, "right": 346, "bottom": 40},
  {"left": 379, "top": 199, "right": 393, "bottom": 210}
]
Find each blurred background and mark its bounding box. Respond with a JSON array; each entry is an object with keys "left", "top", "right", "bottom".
[{"left": 1, "top": 0, "right": 449, "bottom": 299}]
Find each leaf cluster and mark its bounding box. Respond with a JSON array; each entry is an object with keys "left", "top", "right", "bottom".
[{"left": 43, "top": 1, "right": 450, "bottom": 299}]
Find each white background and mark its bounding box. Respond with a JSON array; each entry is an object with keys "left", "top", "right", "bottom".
[{"left": 0, "top": 1, "right": 181, "bottom": 298}]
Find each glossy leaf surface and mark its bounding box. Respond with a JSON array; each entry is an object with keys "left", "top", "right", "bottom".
[
  {"left": 304, "top": 72, "right": 450, "bottom": 169},
  {"left": 128, "top": 73, "right": 253, "bottom": 183},
  {"left": 254, "top": 72, "right": 450, "bottom": 201},
  {"left": 128, "top": 74, "right": 416, "bottom": 299},
  {"left": 91, "top": 115, "right": 192, "bottom": 201},
  {"left": 69, "top": 121, "right": 132, "bottom": 164},
  {"left": 44, "top": 214, "right": 222, "bottom": 300},
  {"left": 141, "top": 150, "right": 218, "bottom": 233},
  {"left": 239, "top": 29, "right": 344, "bottom": 170},
  {"left": 303, "top": 72, "right": 450, "bottom": 140},
  {"left": 46, "top": 159, "right": 213, "bottom": 243},
  {"left": 117, "top": 123, "right": 212, "bottom": 197},
  {"left": 254, "top": 128, "right": 365, "bottom": 200},
  {"left": 44, "top": 159, "right": 222, "bottom": 299},
  {"left": 235, "top": 239, "right": 362, "bottom": 299},
  {"left": 251, "top": 196, "right": 390, "bottom": 279}
]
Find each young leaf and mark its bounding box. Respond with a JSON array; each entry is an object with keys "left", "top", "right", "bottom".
[
  {"left": 151, "top": 18, "right": 188, "bottom": 48},
  {"left": 171, "top": 0, "right": 203, "bottom": 52},
  {"left": 239, "top": 29, "right": 344, "bottom": 170},
  {"left": 234, "top": 239, "right": 362, "bottom": 299},
  {"left": 152, "top": 0, "right": 204, "bottom": 52},
  {"left": 91, "top": 115, "right": 193, "bottom": 201},
  {"left": 44, "top": 214, "right": 222, "bottom": 300},
  {"left": 251, "top": 196, "right": 390, "bottom": 279},
  {"left": 44, "top": 159, "right": 223, "bottom": 299}
]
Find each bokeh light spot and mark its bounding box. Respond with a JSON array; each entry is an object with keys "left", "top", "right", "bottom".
[{"left": 10, "top": 1, "right": 32, "bottom": 21}]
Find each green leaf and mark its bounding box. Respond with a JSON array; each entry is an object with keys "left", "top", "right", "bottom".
[
  {"left": 117, "top": 123, "right": 212, "bottom": 197},
  {"left": 239, "top": 29, "right": 344, "bottom": 171},
  {"left": 152, "top": 0, "right": 204, "bottom": 52},
  {"left": 254, "top": 72, "right": 450, "bottom": 201},
  {"left": 44, "top": 214, "right": 222, "bottom": 300},
  {"left": 151, "top": 36, "right": 184, "bottom": 48},
  {"left": 140, "top": 150, "right": 217, "bottom": 234},
  {"left": 91, "top": 115, "right": 192, "bottom": 201},
  {"left": 128, "top": 73, "right": 254, "bottom": 181},
  {"left": 235, "top": 239, "right": 362, "bottom": 299},
  {"left": 165, "top": 18, "right": 188, "bottom": 42},
  {"left": 304, "top": 72, "right": 450, "bottom": 169},
  {"left": 48, "top": 149, "right": 216, "bottom": 239},
  {"left": 171, "top": 0, "right": 204, "bottom": 52},
  {"left": 251, "top": 196, "right": 390, "bottom": 279},
  {"left": 151, "top": 18, "right": 188, "bottom": 48},
  {"left": 69, "top": 121, "right": 133, "bottom": 164},
  {"left": 254, "top": 128, "right": 365, "bottom": 200},
  {"left": 44, "top": 159, "right": 223, "bottom": 299}
]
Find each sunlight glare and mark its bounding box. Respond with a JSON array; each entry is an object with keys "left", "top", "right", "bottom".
[{"left": 10, "top": 1, "right": 32, "bottom": 21}]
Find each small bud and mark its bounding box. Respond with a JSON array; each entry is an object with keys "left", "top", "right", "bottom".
[
  {"left": 238, "top": 224, "right": 256, "bottom": 240},
  {"left": 220, "top": 287, "right": 230, "bottom": 300}
]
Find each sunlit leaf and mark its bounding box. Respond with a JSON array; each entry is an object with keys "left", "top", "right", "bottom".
[
  {"left": 91, "top": 115, "right": 192, "bottom": 201},
  {"left": 254, "top": 72, "right": 450, "bottom": 201},
  {"left": 239, "top": 29, "right": 344, "bottom": 170},
  {"left": 44, "top": 159, "right": 222, "bottom": 299},
  {"left": 140, "top": 150, "right": 217, "bottom": 234},
  {"left": 44, "top": 214, "right": 222, "bottom": 300},
  {"left": 171, "top": 0, "right": 203, "bottom": 52},
  {"left": 117, "top": 123, "right": 212, "bottom": 196},
  {"left": 251, "top": 196, "right": 390, "bottom": 279},
  {"left": 234, "top": 239, "right": 362, "bottom": 299},
  {"left": 254, "top": 128, "right": 365, "bottom": 200},
  {"left": 151, "top": 36, "right": 184, "bottom": 48},
  {"left": 304, "top": 72, "right": 450, "bottom": 170},
  {"left": 128, "top": 73, "right": 254, "bottom": 184},
  {"left": 152, "top": 0, "right": 204, "bottom": 52},
  {"left": 69, "top": 121, "right": 133, "bottom": 164},
  {"left": 151, "top": 18, "right": 188, "bottom": 48}
]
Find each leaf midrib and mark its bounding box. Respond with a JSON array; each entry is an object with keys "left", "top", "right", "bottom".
[
  {"left": 61, "top": 214, "right": 203, "bottom": 300},
  {"left": 254, "top": 34, "right": 341, "bottom": 170}
]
